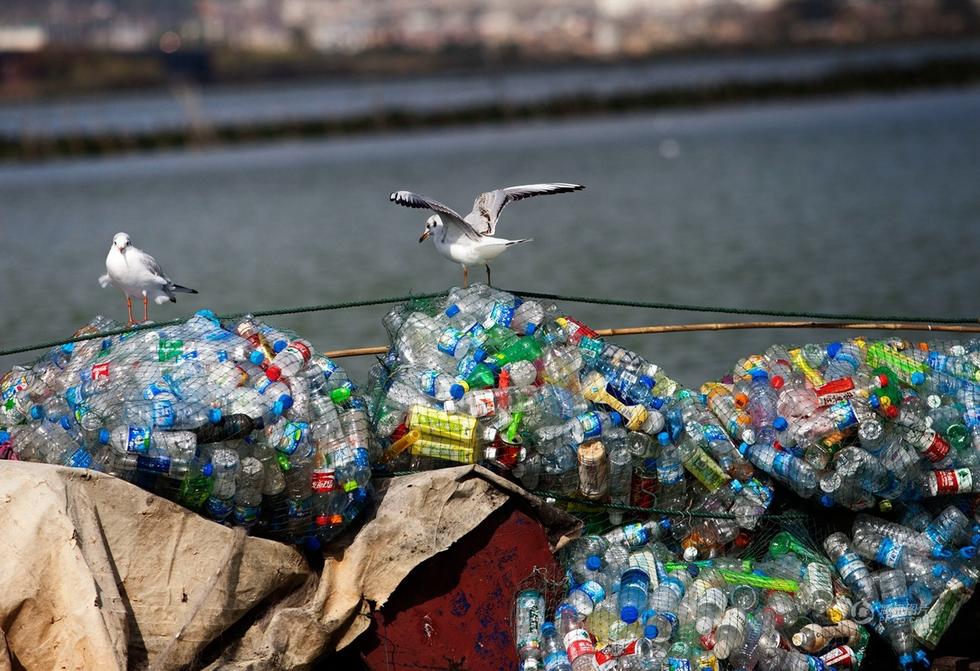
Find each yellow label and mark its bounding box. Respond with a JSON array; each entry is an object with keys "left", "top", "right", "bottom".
[
  {"left": 789, "top": 348, "right": 825, "bottom": 387},
  {"left": 411, "top": 437, "right": 476, "bottom": 464},
  {"left": 408, "top": 405, "right": 479, "bottom": 447}
]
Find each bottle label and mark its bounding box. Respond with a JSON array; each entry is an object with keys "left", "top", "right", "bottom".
[
  {"left": 874, "top": 538, "right": 903, "bottom": 568},
  {"left": 136, "top": 454, "right": 171, "bottom": 474},
  {"left": 91, "top": 362, "right": 110, "bottom": 381},
  {"left": 703, "top": 425, "right": 728, "bottom": 442},
  {"left": 311, "top": 469, "right": 337, "bottom": 494},
  {"left": 820, "top": 646, "right": 855, "bottom": 667},
  {"left": 287, "top": 496, "right": 312, "bottom": 519},
  {"left": 206, "top": 497, "right": 233, "bottom": 519},
  {"left": 277, "top": 421, "right": 308, "bottom": 455},
  {"left": 419, "top": 370, "right": 439, "bottom": 396},
  {"left": 834, "top": 552, "right": 865, "bottom": 584},
  {"left": 562, "top": 629, "right": 595, "bottom": 663},
  {"left": 158, "top": 339, "right": 184, "bottom": 362},
  {"left": 933, "top": 468, "right": 972, "bottom": 495},
  {"left": 921, "top": 432, "right": 950, "bottom": 462},
  {"left": 67, "top": 449, "right": 93, "bottom": 469},
  {"left": 595, "top": 648, "right": 618, "bottom": 671},
  {"left": 882, "top": 595, "right": 913, "bottom": 622},
  {"left": 233, "top": 505, "right": 260, "bottom": 524},
  {"left": 489, "top": 302, "right": 516, "bottom": 327},
  {"left": 665, "top": 658, "right": 693, "bottom": 671},
  {"left": 127, "top": 426, "right": 151, "bottom": 453},
  {"left": 657, "top": 460, "right": 685, "bottom": 486},
  {"left": 467, "top": 390, "right": 497, "bottom": 417},
  {"left": 575, "top": 580, "right": 606, "bottom": 604},
  {"left": 151, "top": 400, "right": 175, "bottom": 428},
  {"left": 622, "top": 523, "right": 650, "bottom": 547},
  {"left": 437, "top": 328, "right": 466, "bottom": 356},
  {"left": 577, "top": 412, "right": 602, "bottom": 439},
  {"left": 543, "top": 651, "right": 571, "bottom": 671},
  {"left": 288, "top": 340, "right": 312, "bottom": 362}
]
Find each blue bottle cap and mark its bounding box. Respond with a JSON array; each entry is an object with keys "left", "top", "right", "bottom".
[
  {"left": 99, "top": 428, "right": 110, "bottom": 445},
  {"left": 639, "top": 375, "right": 654, "bottom": 389},
  {"left": 249, "top": 350, "right": 265, "bottom": 365},
  {"left": 657, "top": 432, "right": 671, "bottom": 446},
  {"left": 0, "top": 431, "right": 8, "bottom": 444},
  {"left": 473, "top": 348, "right": 487, "bottom": 363},
  {"left": 827, "top": 342, "right": 843, "bottom": 358},
  {"left": 659, "top": 518, "right": 672, "bottom": 531},
  {"left": 898, "top": 652, "right": 914, "bottom": 670},
  {"left": 585, "top": 555, "right": 602, "bottom": 571},
  {"left": 750, "top": 369, "right": 768, "bottom": 381},
  {"left": 738, "top": 442, "right": 749, "bottom": 455},
  {"left": 273, "top": 339, "right": 287, "bottom": 353},
  {"left": 209, "top": 408, "right": 222, "bottom": 424},
  {"left": 730, "top": 479, "right": 744, "bottom": 494},
  {"left": 869, "top": 394, "right": 881, "bottom": 409},
  {"left": 29, "top": 405, "right": 44, "bottom": 420},
  {"left": 752, "top": 569, "right": 766, "bottom": 576},
  {"left": 643, "top": 624, "right": 659, "bottom": 639},
  {"left": 932, "top": 565, "right": 946, "bottom": 578},
  {"left": 773, "top": 416, "right": 788, "bottom": 431},
  {"left": 971, "top": 533, "right": 980, "bottom": 547},
  {"left": 609, "top": 411, "right": 623, "bottom": 426},
  {"left": 698, "top": 393, "right": 708, "bottom": 405},
  {"left": 541, "top": 621, "right": 556, "bottom": 635},
  {"left": 620, "top": 606, "right": 639, "bottom": 624},
  {"left": 523, "top": 323, "right": 536, "bottom": 336},
  {"left": 959, "top": 546, "right": 977, "bottom": 560},
  {"left": 820, "top": 495, "right": 834, "bottom": 507},
  {"left": 686, "top": 564, "right": 699, "bottom": 577},
  {"left": 914, "top": 650, "right": 929, "bottom": 667},
  {"left": 278, "top": 394, "right": 294, "bottom": 410},
  {"left": 449, "top": 384, "right": 465, "bottom": 400},
  {"left": 60, "top": 416, "right": 72, "bottom": 430},
  {"left": 910, "top": 371, "right": 926, "bottom": 385},
  {"left": 445, "top": 304, "right": 461, "bottom": 318},
  {"left": 62, "top": 342, "right": 75, "bottom": 354},
  {"left": 201, "top": 463, "right": 214, "bottom": 477}
]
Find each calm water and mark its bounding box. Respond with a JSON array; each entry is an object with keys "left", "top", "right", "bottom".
[
  {"left": 2, "top": 41, "right": 980, "bottom": 138},
  {"left": 1, "top": 88, "right": 979, "bottom": 386}
]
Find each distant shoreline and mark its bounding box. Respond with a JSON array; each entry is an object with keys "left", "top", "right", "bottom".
[{"left": 4, "top": 55, "right": 980, "bottom": 163}]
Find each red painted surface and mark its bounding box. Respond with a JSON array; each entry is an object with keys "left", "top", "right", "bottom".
[{"left": 355, "top": 501, "right": 562, "bottom": 671}]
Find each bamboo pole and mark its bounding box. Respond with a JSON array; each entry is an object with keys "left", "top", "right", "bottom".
[{"left": 323, "top": 320, "right": 980, "bottom": 359}]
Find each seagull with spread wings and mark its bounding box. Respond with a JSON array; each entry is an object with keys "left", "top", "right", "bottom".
[
  {"left": 99, "top": 232, "right": 198, "bottom": 324},
  {"left": 389, "top": 183, "right": 584, "bottom": 286}
]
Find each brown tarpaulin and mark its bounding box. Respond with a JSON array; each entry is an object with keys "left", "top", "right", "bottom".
[{"left": 0, "top": 462, "right": 578, "bottom": 670}]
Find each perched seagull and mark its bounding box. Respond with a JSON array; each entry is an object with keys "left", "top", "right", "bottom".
[
  {"left": 99, "top": 232, "right": 198, "bottom": 324},
  {"left": 390, "top": 183, "right": 584, "bottom": 286}
]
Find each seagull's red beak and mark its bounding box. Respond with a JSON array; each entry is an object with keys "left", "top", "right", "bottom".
[{"left": 418, "top": 230, "right": 431, "bottom": 243}]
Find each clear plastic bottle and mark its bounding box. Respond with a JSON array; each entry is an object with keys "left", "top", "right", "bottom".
[
  {"left": 878, "top": 569, "right": 918, "bottom": 670},
  {"left": 713, "top": 607, "right": 748, "bottom": 660},
  {"left": 556, "top": 604, "right": 598, "bottom": 671},
  {"left": 514, "top": 589, "right": 546, "bottom": 669},
  {"left": 823, "top": 532, "right": 879, "bottom": 608},
  {"left": 540, "top": 622, "right": 573, "bottom": 671}
]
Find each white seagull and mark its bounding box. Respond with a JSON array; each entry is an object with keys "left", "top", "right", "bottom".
[
  {"left": 98, "top": 232, "right": 198, "bottom": 324},
  {"left": 390, "top": 183, "right": 584, "bottom": 286}
]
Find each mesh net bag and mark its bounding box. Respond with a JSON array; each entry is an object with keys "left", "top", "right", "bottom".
[
  {"left": 700, "top": 336, "right": 980, "bottom": 511},
  {"left": 366, "top": 284, "right": 783, "bottom": 559},
  {"left": 0, "top": 309, "right": 371, "bottom": 548}
]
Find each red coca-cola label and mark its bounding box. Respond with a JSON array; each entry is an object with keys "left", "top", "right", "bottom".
[
  {"left": 595, "top": 648, "right": 618, "bottom": 670},
  {"left": 91, "top": 362, "right": 110, "bottom": 381},
  {"left": 563, "top": 629, "right": 595, "bottom": 663},
  {"left": 922, "top": 433, "right": 950, "bottom": 463},
  {"left": 933, "top": 469, "right": 963, "bottom": 495},
  {"left": 290, "top": 340, "right": 312, "bottom": 361},
  {"left": 820, "top": 645, "right": 855, "bottom": 667},
  {"left": 311, "top": 469, "right": 337, "bottom": 494}
]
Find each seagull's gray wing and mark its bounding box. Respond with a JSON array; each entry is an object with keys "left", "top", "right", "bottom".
[
  {"left": 389, "top": 190, "right": 482, "bottom": 241},
  {"left": 469, "top": 183, "right": 584, "bottom": 235},
  {"left": 133, "top": 247, "right": 171, "bottom": 286}
]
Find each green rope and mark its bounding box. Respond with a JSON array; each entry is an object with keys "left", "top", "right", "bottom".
[
  {"left": 504, "top": 289, "right": 980, "bottom": 325},
  {"left": 1, "top": 286, "right": 975, "bottom": 359},
  {"left": 532, "top": 490, "right": 810, "bottom": 521},
  {"left": 0, "top": 292, "right": 447, "bottom": 358}
]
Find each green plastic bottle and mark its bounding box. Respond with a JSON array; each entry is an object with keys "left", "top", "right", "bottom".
[{"left": 490, "top": 337, "right": 542, "bottom": 367}]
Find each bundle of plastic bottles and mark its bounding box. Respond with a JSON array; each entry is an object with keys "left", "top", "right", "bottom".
[
  {"left": 0, "top": 310, "right": 372, "bottom": 547},
  {"left": 824, "top": 505, "right": 979, "bottom": 670},
  {"left": 700, "top": 338, "right": 980, "bottom": 510},
  {"left": 366, "top": 285, "right": 775, "bottom": 550},
  {"left": 514, "top": 529, "right": 876, "bottom": 671}
]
